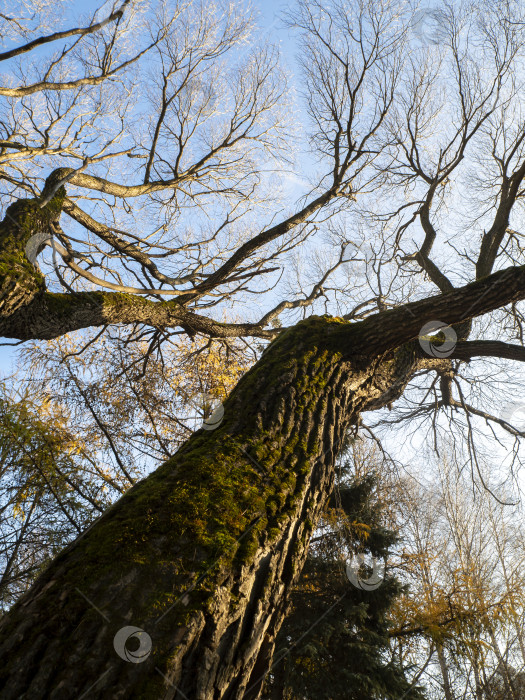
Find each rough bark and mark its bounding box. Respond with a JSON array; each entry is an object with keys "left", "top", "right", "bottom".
[
  {"left": 0, "top": 182, "right": 65, "bottom": 320},
  {"left": 0, "top": 313, "right": 425, "bottom": 699}
]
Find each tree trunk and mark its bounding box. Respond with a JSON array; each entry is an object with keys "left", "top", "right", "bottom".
[
  {"left": 0, "top": 314, "right": 424, "bottom": 699},
  {"left": 436, "top": 643, "right": 454, "bottom": 700}
]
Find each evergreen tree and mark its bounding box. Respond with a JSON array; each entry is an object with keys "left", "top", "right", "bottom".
[{"left": 264, "top": 453, "right": 425, "bottom": 700}]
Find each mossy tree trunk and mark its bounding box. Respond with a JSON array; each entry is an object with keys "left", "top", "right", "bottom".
[
  {"left": 1, "top": 316, "right": 407, "bottom": 699},
  {"left": 2, "top": 184, "right": 525, "bottom": 697},
  {"left": 2, "top": 256, "right": 525, "bottom": 697},
  {"left": 0, "top": 179, "right": 65, "bottom": 324}
]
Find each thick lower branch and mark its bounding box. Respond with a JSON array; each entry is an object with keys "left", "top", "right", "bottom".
[
  {"left": 449, "top": 340, "right": 525, "bottom": 362},
  {"left": 321, "top": 264, "right": 525, "bottom": 359},
  {"left": 2, "top": 172, "right": 525, "bottom": 347},
  {"left": 3, "top": 263, "right": 525, "bottom": 349},
  {"left": 0, "top": 291, "right": 276, "bottom": 340}
]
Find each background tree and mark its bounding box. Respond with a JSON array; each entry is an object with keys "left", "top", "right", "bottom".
[
  {"left": 2, "top": 0, "right": 525, "bottom": 698},
  {"left": 388, "top": 449, "right": 525, "bottom": 699},
  {"left": 0, "top": 382, "right": 92, "bottom": 609}
]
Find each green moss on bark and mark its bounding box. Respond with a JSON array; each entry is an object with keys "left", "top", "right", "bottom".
[{"left": 0, "top": 187, "right": 67, "bottom": 309}]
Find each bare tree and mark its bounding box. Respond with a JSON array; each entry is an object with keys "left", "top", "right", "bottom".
[
  {"left": 389, "top": 449, "right": 525, "bottom": 700},
  {"left": 2, "top": 0, "right": 525, "bottom": 697}
]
